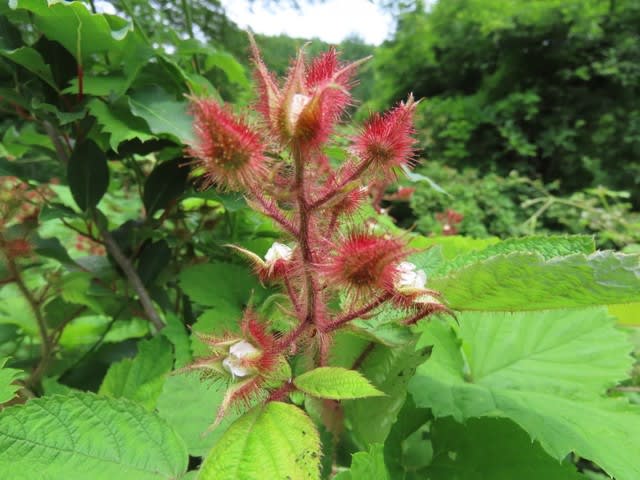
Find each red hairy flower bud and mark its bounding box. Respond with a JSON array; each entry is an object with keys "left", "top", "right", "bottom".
[
  {"left": 322, "top": 230, "right": 409, "bottom": 301},
  {"left": 353, "top": 95, "right": 417, "bottom": 174},
  {"left": 187, "top": 98, "right": 267, "bottom": 191}
]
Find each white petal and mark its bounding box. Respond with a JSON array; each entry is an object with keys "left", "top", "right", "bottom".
[
  {"left": 264, "top": 242, "right": 293, "bottom": 264},
  {"left": 229, "top": 340, "right": 259, "bottom": 359},
  {"left": 222, "top": 357, "right": 251, "bottom": 378}
]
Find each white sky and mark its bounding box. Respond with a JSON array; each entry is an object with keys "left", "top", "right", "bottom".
[{"left": 221, "top": 0, "right": 394, "bottom": 45}]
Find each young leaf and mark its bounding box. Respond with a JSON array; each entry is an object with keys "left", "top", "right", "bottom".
[
  {"left": 0, "top": 393, "right": 188, "bottom": 479},
  {"left": 0, "top": 357, "right": 24, "bottom": 404},
  {"left": 198, "top": 402, "right": 320, "bottom": 480},
  {"left": 98, "top": 336, "right": 173, "bottom": 410},
  {"left": 408, "top": 310, "right": 640, "bottom": 480},
  {"left": 430, "top": 251, "right": 640, "bottom": 311},
  {"left": 67, "top": 139, "right": 110, "bottom": 211},
  {"left": 334, "top": 444, "right": 390, "bottom": 480},
  {"left": 294, "top": 367, "right": 384, "bottom": 400},
  {"left": 87, "top": 98, "right": 154, "bottom": 151}
]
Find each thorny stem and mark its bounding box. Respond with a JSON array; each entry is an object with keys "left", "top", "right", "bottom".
[
  {"left": 324, "top": 292, "right": 392, "bottom": 332},
  {"left": 309, "top": 158, "right": 372, "bottom": 210},
  {"left": 283, "top": 274, "right": 304, "bottom": 319},
  {"left": 293, "top": 145, "right": 320, "bottom": 328}
]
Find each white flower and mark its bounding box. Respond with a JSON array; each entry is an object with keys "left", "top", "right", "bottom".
[
  {"left": 394, "top": 261, "right": 427, "bottom": 291},
  {"left": 264, "top": 242, "right": 293, "bottom": 265},
  {"left": 288, "top": 93, "right": 311, "bottom": 130},
  {"left": 222, "top": 340, "right": 259, "bottom": 378}
]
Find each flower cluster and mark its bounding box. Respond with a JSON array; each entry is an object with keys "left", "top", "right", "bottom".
[{"left": 185, "top": 35, "right": 450, "bottom": 421}]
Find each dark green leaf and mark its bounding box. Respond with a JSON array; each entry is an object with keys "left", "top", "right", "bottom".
[
  {"left": 67, "top": 139, "right": 109, "bottom": 211},
  {"left": 136, "top": 239, "right": 171, "bottom": 287},
  {"left": 143, "top": 158, "right": 190, "bottom": 217}
]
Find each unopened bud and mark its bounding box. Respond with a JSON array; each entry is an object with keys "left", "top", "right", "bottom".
[{"left": 222, "top": 340, "right": 260, "bottom": 378}]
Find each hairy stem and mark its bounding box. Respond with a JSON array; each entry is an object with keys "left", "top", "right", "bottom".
[
  {"left": 309, "top": 158, "right": 372, "bottom": 210},
  {"left": 324, "top": 292, "right": 392, "bottom": 332}
]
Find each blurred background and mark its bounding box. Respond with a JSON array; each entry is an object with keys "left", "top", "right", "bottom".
[{"left": 3, "top": 0, "right": 640, "bottom": 250}]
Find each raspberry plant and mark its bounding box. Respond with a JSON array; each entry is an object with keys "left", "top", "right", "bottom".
[{"left": 0, "top": 2, "right": 639, "bottom": 480}]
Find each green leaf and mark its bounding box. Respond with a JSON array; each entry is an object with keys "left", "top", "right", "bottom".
[
  {"left": 179, "top": 262, "right": 264, "bottom": 308},
  {"left": 430, "top": 251, "right": 640, "bottom": 311},
  {"left": 0, "top": 357, "right": 24, "bottom": 404},
  {"left": 87, "top": 98, "right": 154, "bottom": 151},
  {"left": 136, "top": 239, "right": 171, "bottom": 287},
  {"left": 143, "top": 158, "right": 190, "bottom": 217},
  {"left": 408, "top": 234, "right": 499, "bottom": 260},
  {"left": 204, "top": 50, "right": 250, "bottom": 87},
  {"left": 0, "top": 46, "right": 56, "bottom": 88},
  {"left": 67, "top": 139, "right": 109, "bottom": 211},
  {"left": 343, "top": 342, "right": 430, "bottom": 448},
  {"left": 609, "top": 302, "right": 640, "bottom": 326},
  {"left": 129, "top": 87, "right": 194, "bottom": 143},
  {"left": 0, "top": 393, "right": 188, "bottom": 479},
  {"left": 408, "top": 310, "right": 640, "bottom": 480},
  {"left": 426, "top": 417, "right": 584, "bottom": 479},
  {"left": 99, "top": 336, "right": 173, "bottom": 410},
  {"left": 9, "top": 0, "right": 136, "bottom": 62},
  {"left": 161, "top": 312, "right": 192, "bottom": 368},
  {"left": 430, "top": 235, "right": 595, "bottom": 276},
  {"left": 198, "top": 402, "right": 320, "bottom": 480},
  {"left": 334, "top": 444, "right": 390, "bottom": 480},
  {"left": 157, "top": 374, "right": 239, "bottom": 456},
  {"left": 294, "top": 367, "right": 384, "bottom": 400}
]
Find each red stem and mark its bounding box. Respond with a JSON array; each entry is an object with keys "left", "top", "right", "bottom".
[
  {"left": 309, "top": 158, "right": 372, "bottom": 210},
  {"left": 324, "top": 292, "right": 392, "bottom": 332}
]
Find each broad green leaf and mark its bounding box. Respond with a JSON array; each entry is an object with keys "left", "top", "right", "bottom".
[
  {"left": 426, "top": 417, "right": 584, "bottom": 479},
  {"left": 0, "top": 393, "right": 188, "bottom": 480},
  {"left": 430, "top": 251, "right": 640, "bottom": 311},
  {"left": 143, "top": 158, "right": 190, "bottom": 217},
  {"left": 157, "top": 374, "right": 239, "bottom": 456},
  {"left": 0, "top": 357, "right": 24, "bottom": 404},
  {"left": 191, "top": 302, "right": 243, "bottom": 356},
  {"left": 99, "top": 336, "right": 173, "bottom": 410},
  {"left": 334, "top": 444, "right": 390, "bottom": 480},
  {"left": 344, "top": 342, "right": 430, "bottom": 448},
  {"left": 129, "top": 87, "right": 194, "bottom": 143},
  {"left": 136, "top": 239, "right": 171, "bottom": 287},
  {"left": 294, "top": 367, "right": 383, "bottom": 400},
  {"left": 67, "top": 139, "right": 109, "bottom": 211},
  {"left": 609, "top": 302, "right": 640, "bottom": 326},
  {"left": 408, "top": 234, "right": 499, "bottom": 259},
  {"left": 0, "top": 46, "right": 56, "bottom": 88},
  {"left": 198, "top": 402, "right": 320, "bottom": 480},
  {"left": 9, "top": 0, "right": 135, "bottom": 62},
  {"left": 429, "top": 235, "right": 595, "bottom": 276},
  {"left": 408, "top": 310, "right": 640, "bottom": 480},
  {"left": 179, "top": 262, "right": 263, "bottom": 308},
  {"left": 87, "top": 98, "right": 154, "bottom": 151}
]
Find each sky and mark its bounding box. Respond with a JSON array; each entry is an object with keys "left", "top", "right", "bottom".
[{"left": 220, "top": 0, "right": 394, "bottom": 46}]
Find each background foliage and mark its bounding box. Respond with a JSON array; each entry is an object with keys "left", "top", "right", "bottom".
[{"left": 0, "top": 0, "right": 639, "bottom": 479}]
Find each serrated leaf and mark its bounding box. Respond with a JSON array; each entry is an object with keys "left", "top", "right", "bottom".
[
  {"left": 9, "top": 0, "right": 136, "bottom": 62},
  {"left": 334, "top": 444, "right": 390, "bottom": 480},
  {"left": 0, "top": 357, "right": 24, "bottom": 404},
  {"left": 430, "top": 251, "right": 640, "bottom": 311},
  {"left": 198, "top": 402, "right": 320, "bottom": 480},
  {"left": 429, "top": 235, "right": 595, "bottom": 277},
  {"left": 0, "top": 46, "right": 56, "bottom": 88},
  {"left": 88, "top": 98, "right": 154, "bottom": 151},
  {"left": 425, "top": 417, "right": 584, "bottom": 479},
  {"left": 408, "top": 309, "right": 640, "bottom": 480},
  {"left": 99, "top": 336, "right": 173, "bottom": 409},
  {"left": 294, "top": 367, "right": 383, "bottom": 400},
  {"left": 0, "top": 393, "right": 188, "bottom": 479},
  {"left": 408, "top": 234, "right": 499, "bottom": 260},
  {"left": 143, "top": 158, "right": 190, "bottom": 217},
  {"left": 179, "top": 262, "right": 264, "bottom": 308},
  {"left": 129, "top": 87, "right": 193, "bottom": 143},
  {"left": 157, "top": 374, "right": 239, "bottom": 456},
  {"left": 67, "top": 139, "right": 109, "bottom": 211}
]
